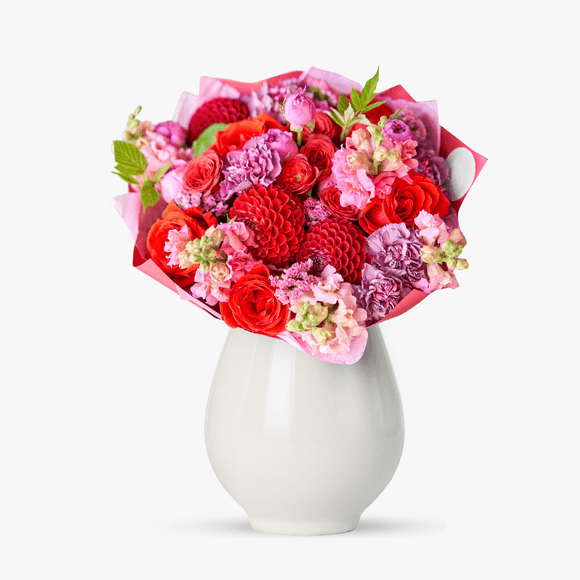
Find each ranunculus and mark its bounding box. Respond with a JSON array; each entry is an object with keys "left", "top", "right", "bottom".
[
  {"left": 301, "top": 112, "right": 341, "bottom": 145},
  {"left": 360, "top": 171, "right": 450, "bottom": 234},
  {"left": 381, "top": 119, "right": 413, "bottom": 143},
  {"left": 276, "top": 154, "right": 319, "bottom": 195},
  {"left": 210, "top": 113, "right": 284, "bottom": 156},
  {"left": 146, "top": 202, "right": 217, "bottom": 286},
  {"left": 220, "top": 265, "right": 289, "bottom": 336},
  {"left": 283, "top": 88, "right": 316, "bottom": 127},
  {"left": 183, "top": 150, "right": 222, "bottom": 197},
  {"left": 300, "top": 135, "right": 337, "bottom": 181},
  {"left": 319, "top": 185, "right": 361, "bottom": 221}
]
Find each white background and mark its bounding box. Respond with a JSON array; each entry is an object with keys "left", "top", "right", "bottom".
[{"left": 2, "top": 1, "right": 579, "bottom": 578}]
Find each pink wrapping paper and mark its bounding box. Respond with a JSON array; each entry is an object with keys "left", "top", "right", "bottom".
[{"left": 113, "top": 68, "right": 487, "bottom": 364}]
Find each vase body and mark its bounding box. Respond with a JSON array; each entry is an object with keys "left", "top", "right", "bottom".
[{"left": 205, "top": 326, "right": 404, "bottom": 535}]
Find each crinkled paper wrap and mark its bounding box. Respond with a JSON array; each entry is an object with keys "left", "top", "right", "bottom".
[{"left": 113, "top": 67, "right": 487, "bottom": 364}]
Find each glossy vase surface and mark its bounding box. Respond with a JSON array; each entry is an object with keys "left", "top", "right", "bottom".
[{"left": 205, "top": 325, "right": 404, "bottom": 535}]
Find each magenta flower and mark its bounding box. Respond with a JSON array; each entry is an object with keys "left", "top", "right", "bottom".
[
  {"left": 381, "top": 119, "right": 413, "bottom": 143},
  {"left": 261, "top": 129, "right": 298, "bottom": 163},
  {"left": 283, "top": 87, "right": 316, "bottom": 127},
  {"left": 154, "top": 121, "right": 188, "bottom": 148}
]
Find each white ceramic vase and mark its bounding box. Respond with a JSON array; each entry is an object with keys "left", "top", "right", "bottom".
[{"left": 205, "top": 325, "right": 404, "bottom": 535}]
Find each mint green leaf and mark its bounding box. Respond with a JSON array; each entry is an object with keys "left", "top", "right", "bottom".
[
  {"left": 112, "top": 171, "right": 140, "bottom": 185},
  {"left": 112, "top": 140, "right": 147, "bottom": 176},
  {"left": 343, "top": 104, "right": 357, "bottom": 126},
  {"left": 140, "top": 180, "right": 160, "bottom": 212},
  {"left": 337, "top": 94, "right": 350, "bottom": 115},
  {"left": 192, "top": 123, "right": 228, "bottom": 157},
  {"left": 350, "top": 88, "right": 363, "bottom": 112},
  {"left": 362, "top": 100, "right": 386, "bottom": 113},
  {"left": 361, "top": 67, "right": 380, "bottom": 106},
  {"left": 154, "top": 161, "right": 172, "bottom": 184}
]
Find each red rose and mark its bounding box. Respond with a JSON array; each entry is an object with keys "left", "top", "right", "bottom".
[
  {"left": 146, "top": 202, "right": 217, "bottom": 286},
  {"left": 183, "top": 150, "right": 222, "bottom": 195},
  {"left": 210, "top": 113, "right": 284, "bottom": 156},
  {"left": 360, "top": 171, "right": 450, "bottom": 234},
  {"left": 276, "top": 154, "right": 319, "bottom": 196},
  {"left": 220, "top": 265, "right": 289, "bottom": 336},
  {"left": 299, "top": 135, "right": 337, "bottom": 181},
  {"left": 301, "top": 112, "right": 341, "bottom": 145},
  {"left": 319, "top": 185, "right": 361, "bottom": 221}
]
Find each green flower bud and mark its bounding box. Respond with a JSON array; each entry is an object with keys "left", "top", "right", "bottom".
[
  {"left": 311, "top": 326, "right": 333, "bottom": 345},
  {"left": 442, "top": 239, "right": 462, "bottom": 259},
  {"left": 446, "top": 257, "right": 458, "bottom": 270},
  {"left": 377, "top": 115, "right": 389, "bottom": 129},
  {"left": 421, "top": 245, "right": 444, "bottom": 264}
]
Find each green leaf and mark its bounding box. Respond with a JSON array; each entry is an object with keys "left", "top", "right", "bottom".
[
  {"left": 153, "top": 161, "right": 172, "bottom": 184},
  {"left": 112, "top": 171, "right": 140, "bottom": 185},
  {"left": 350, "top": 88, "right": 363, "bottom": 112},
  {"left": 192, "top": 123, "right": 228, "bottom": 157},
  {"left": 112, "top": 140, "right": 147, "bottom": 176},
  {"left": 325, "top": 109, "right": 344, "bottom": 127},
  {"left": 337, "top": 94, "right": 350, "bottom": 115},
  {"left": 140, "top": 180, "right": 160, "bottom": 212},
  {"left": 362, "top": 100, "right": 386, "bottom": 113},
  {"left": 361, "top": 67, "right": 380, "bottom": 106}
]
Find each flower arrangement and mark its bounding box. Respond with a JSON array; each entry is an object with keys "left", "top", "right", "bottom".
[{"left": 112, "top": 67, "right": 485, "bottom": 364}]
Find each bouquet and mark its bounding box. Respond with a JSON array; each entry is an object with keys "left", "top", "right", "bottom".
[{"left": 112, "top": 67, "right": 485, "bottom": 364}]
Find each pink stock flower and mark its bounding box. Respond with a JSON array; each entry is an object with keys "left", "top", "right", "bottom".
[
  {"left": 191, "top": 266, "right": 231, "bottom": 306},
  {"left": 347, "top": 128, "right": 375, "bottom": 158},
  {"left": 414, "top": 211, "right": 450, "bottom": 246},
  {"left": 414, "top": 263, "right": 459, "bottom": 293},
  {"left": 164, "top": 225, "right": 191, "bottom": 268},
  {"left": 286, "top": 266, "right": 368, "bottom": 357},
  {"left": 332, "top": 148, "right": 375, "bottom": 210},
  {"left": 140, "top": 130, "right": 192, "bottom": 177}
]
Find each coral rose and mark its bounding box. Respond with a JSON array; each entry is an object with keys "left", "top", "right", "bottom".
[
  {"left": 300, "top": 134, "right": 337, "bottom": 181},
  {"left": 182, "top": 150, "right": 222, "bottom": 195},
  {"left": 360, "top": 171, "right": 450, "bottom": 234},
  {"left": 220, "top": 264, "right": 289, "bottom": 336},
  {"left": 146, "top": 202, "right": 217, "bottom": 286},
  {"left": 276, "top": 154, "right": 319, "bottom": 196},
  {"left": 210, "top": 113, "right": 284, "bottom": 156}
]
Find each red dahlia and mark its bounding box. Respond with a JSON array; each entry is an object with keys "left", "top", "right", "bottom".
[
  {"left": 296, "top": 218, "right": 368, "bottom": 284},
  {"left": 187, "top": 98, "right": 250, "bottom": 143},
  {"left": 229, "top": 185, "right": 305, "bottom": 266}
]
